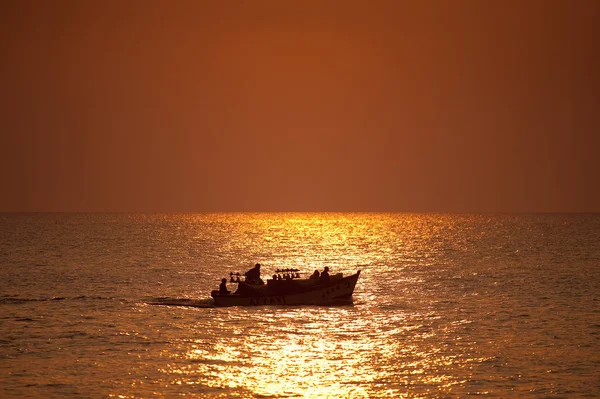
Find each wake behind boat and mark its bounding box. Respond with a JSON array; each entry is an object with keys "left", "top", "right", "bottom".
[
  {"left": 147, "top": 297, "right": 215, "bottom": 308},
  {"left": 211, "top": 265, "right": 360, "bottom": 307}
]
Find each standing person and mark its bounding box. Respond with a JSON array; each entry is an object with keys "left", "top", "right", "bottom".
[
  {"left": 245, "top": 263, "right": 264, "bottom": 285},
  {"left": 320, "top": 266, "right": 330, "bottom": 284}
]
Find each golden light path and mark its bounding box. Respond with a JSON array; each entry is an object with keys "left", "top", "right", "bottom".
[
  {"left": 155, "top": 308, "right": 482, "bottom": 398},
  {"left": 145, "top": 214, "right": 490, "bottom": 397}
]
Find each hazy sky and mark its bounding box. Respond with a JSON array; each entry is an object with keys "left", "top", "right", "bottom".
[{"left": 1, "top": 0, "right": 599, "bottom": 212}]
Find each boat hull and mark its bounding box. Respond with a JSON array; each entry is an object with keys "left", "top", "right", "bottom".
[{"left": 211, "top": 271, "right": 360, "bottom": 307}]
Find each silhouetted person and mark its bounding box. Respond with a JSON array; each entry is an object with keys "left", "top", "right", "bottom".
[
  {"left": 320, "top": 266, "right": 330, "bottom": 284},
  {"left": 310, "top": 270, "right": 320, "bottom": 280},
  {"left": 245, "top": 263, "right": 264, "bottom": 285},
  {"left": 219, "top": 278, "right": 230, "bottom": 295}
]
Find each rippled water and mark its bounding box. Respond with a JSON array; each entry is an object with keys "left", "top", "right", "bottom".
[{"left": 1, "top": 213, "right": 599, "bottom": 398}]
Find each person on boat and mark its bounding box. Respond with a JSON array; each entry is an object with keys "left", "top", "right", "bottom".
[
  {"left": 219, "top": 278, "right": 230, "bottom": 295},
  {"left": 320, "top": 266, "right": 330, "bottom": 284},
  {"left": 309, "top": 270, "right": 320, "bottom": 280},
  {"left": 245, "top": 263, "right": 264, "bottom": 285}
]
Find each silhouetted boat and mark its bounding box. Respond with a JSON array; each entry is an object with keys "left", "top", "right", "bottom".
[{"left": 211, "top": 270, "right": 361, "bottom": 306}]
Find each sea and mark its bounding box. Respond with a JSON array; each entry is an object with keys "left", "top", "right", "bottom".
[{"left": 1, "top": 213, "right": 599, "bottom": 398}]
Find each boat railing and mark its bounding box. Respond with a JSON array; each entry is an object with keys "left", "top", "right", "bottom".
[
  {"left": 229, "top": 272, "right": 241, "bottom": 283},
  {"left": 272, "top": 268, "right": 301, "bottom": 280}
]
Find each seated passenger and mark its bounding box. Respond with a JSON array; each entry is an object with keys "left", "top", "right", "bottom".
[
  {"left": 309, "top": 270, "right": 320, "bottom": 280},
  {"left": 320, "top": 267, "right": 330, "bottom": 284},
  {"left": 219, "top": 278, "right": 230, "bottom": 295}
]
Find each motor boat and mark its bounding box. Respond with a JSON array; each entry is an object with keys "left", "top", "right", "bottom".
[{"left": 211, "top": 269, "right": 361, "bottom": 307}]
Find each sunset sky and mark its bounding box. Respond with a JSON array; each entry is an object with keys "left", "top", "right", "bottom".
[{"left": 1, "top": 0, "right": 598, "bottom": 212}]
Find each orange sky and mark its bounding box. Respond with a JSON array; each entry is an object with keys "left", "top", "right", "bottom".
[{"left": 1, "top": 0, "right": 599, "bottom": 212}]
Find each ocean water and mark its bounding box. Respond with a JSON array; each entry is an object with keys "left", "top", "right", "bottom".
[{"left": 1, "top": 213, "right": 599, "bottom": 398}]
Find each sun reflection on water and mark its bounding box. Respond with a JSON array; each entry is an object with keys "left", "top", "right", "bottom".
[
  {"left": 150, "top": 214, "right": 492, "bottom": 397},
  {"left": 151, "top": 307, "right": 487, "bottom": 398}
]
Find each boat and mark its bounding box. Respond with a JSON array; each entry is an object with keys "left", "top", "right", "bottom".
[{"left": 211, "top": 269, "right": 361, "bottom": 307}]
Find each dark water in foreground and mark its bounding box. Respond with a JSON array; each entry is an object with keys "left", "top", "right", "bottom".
[{"left": 1, "top": 213, "right": 599, "bottom": 398}]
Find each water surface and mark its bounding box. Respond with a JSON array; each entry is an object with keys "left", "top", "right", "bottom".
[{"left": 1, "top": 213, "right": 599, "bottom": 397}]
